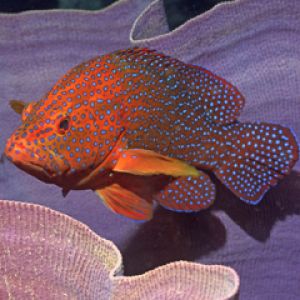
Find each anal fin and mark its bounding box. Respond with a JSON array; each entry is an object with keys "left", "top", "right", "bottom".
[{"left": 154, "top": 171, "right": 216, "bottom": 212}]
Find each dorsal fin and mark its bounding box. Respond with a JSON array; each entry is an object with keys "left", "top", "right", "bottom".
[
  {"left": 114, "top": 47, "right": 245, "bottom": 125},
  {"left": 191, "top": 64, "right": 245, "bottom": 125}
]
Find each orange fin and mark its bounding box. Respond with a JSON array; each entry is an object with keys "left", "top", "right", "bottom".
[
  {"left": 113, "top": 149, "right": 199, "bottom": 177},
  {"left": 9, "top": 100, "right": 27, "bottom": 115},
  {"left": 155, "top": 171, "right": 216, "bottom": 212},
  {"left": 95, "top": 183, "right": 153, "bottom": 221}
]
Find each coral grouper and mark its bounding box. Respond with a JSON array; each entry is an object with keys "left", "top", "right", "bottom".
[{"left": 5, "top": 48, "right": 299, "bottom": 220}]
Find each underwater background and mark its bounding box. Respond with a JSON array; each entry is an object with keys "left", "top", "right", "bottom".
[
  {"left": 0, "top": 0, "right": 299, "bottom": 299},
  {"left": 0, "top": 0, "right": 232, "bottom": 30}
]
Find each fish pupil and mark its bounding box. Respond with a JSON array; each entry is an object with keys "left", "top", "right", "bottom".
[
  {"left": 60, "top": 119, "right": 69, "bottom": 130},
  {"left": 58, "top": 118, "right": 70, "bottom": 133}
]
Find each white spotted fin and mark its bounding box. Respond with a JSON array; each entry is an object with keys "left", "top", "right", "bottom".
[
  {"left": 154, "top": 172, "right": 216, "bottom": 212},
  {"left": 214, "top": 122, "right": 299, "bottom": 204}
]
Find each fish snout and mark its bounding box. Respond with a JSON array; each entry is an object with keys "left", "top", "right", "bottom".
[
  {"left": 5, "top": 136, "right": 40, "bottom": 165},
  {"left": 5, "top": 136, "right": 71, "bottom": 181},
  {"left": 4, "top": 135, "right": 18, "bottom": 162}
]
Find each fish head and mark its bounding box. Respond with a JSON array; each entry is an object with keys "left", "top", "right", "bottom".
[
  {"left": 5, "top": 97, "right": 72, "bottom": 184},
  {"left": 5, "top": 56, "right": 128, "bottom": 188},
  {"left": 5, "top": 90, "right": 123, "bottom": 187}
]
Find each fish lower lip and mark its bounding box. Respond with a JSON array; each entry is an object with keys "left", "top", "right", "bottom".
[
  {"left": 21, "top": 160, "right": 67, "bottom": 179},
  {"left": 30, "top": 162, "right": 59, "bottom": 177},
  {"left": 8, "top": 142, "right": 42, "bottom": 161},
  {"left": 6, "top": 141, "right": 69, "bottom": 177},
  {"left": 25, "top": 161, "right": 51, "bottom": 176}
]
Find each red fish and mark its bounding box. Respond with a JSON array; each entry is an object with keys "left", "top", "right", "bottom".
[{"left": 5, "top": 48, "right": 299, "bottom": 220}]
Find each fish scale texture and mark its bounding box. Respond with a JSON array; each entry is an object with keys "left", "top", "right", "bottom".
[{"left": 0, "top": 0, "right": 299, "bottom": 299}]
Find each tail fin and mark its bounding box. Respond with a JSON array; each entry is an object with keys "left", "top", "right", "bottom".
[{"left": 214, "top": 122, "right": 299, "bottom": 204}]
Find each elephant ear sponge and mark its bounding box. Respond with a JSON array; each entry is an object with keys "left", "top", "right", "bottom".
[{"left": 0, "top": 200, "right": 239, "bottom": 300}]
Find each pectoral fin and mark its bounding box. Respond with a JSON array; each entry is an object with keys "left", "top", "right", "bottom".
[
  {"left": 9, "top": 100, "right": 27, "bottom": 115},
  {"left": 9, "top": 100, "right": 36, "bottom": 122},
  {"left": 95, "top": 183, "right": 153, "bottom": 221},
  {"left": 62, "top": 188, "right": 70, "bottom": 197},
  {"left": 113, "top": 149, "right": 199, "bottom": 177}
]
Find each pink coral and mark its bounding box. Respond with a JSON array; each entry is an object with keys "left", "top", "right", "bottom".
[{"left": 0, "top": 200, "right": 239, "bottom": 299}]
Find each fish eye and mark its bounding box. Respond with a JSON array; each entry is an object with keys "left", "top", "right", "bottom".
[{"left": 58, "top": 117, "right": 70, "bottom": 134}]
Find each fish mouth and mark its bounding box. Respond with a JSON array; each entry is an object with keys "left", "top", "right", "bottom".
[
  {"left": 5, "top": 141, "right": 41, "bottom": 163},
  {"left": 5, "top": 140, "right": 69, "bottom": 180}
]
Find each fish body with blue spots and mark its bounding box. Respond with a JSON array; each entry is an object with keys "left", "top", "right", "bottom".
[{"left": 5, "top": 48, "right": 299, "bottom": 220}]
